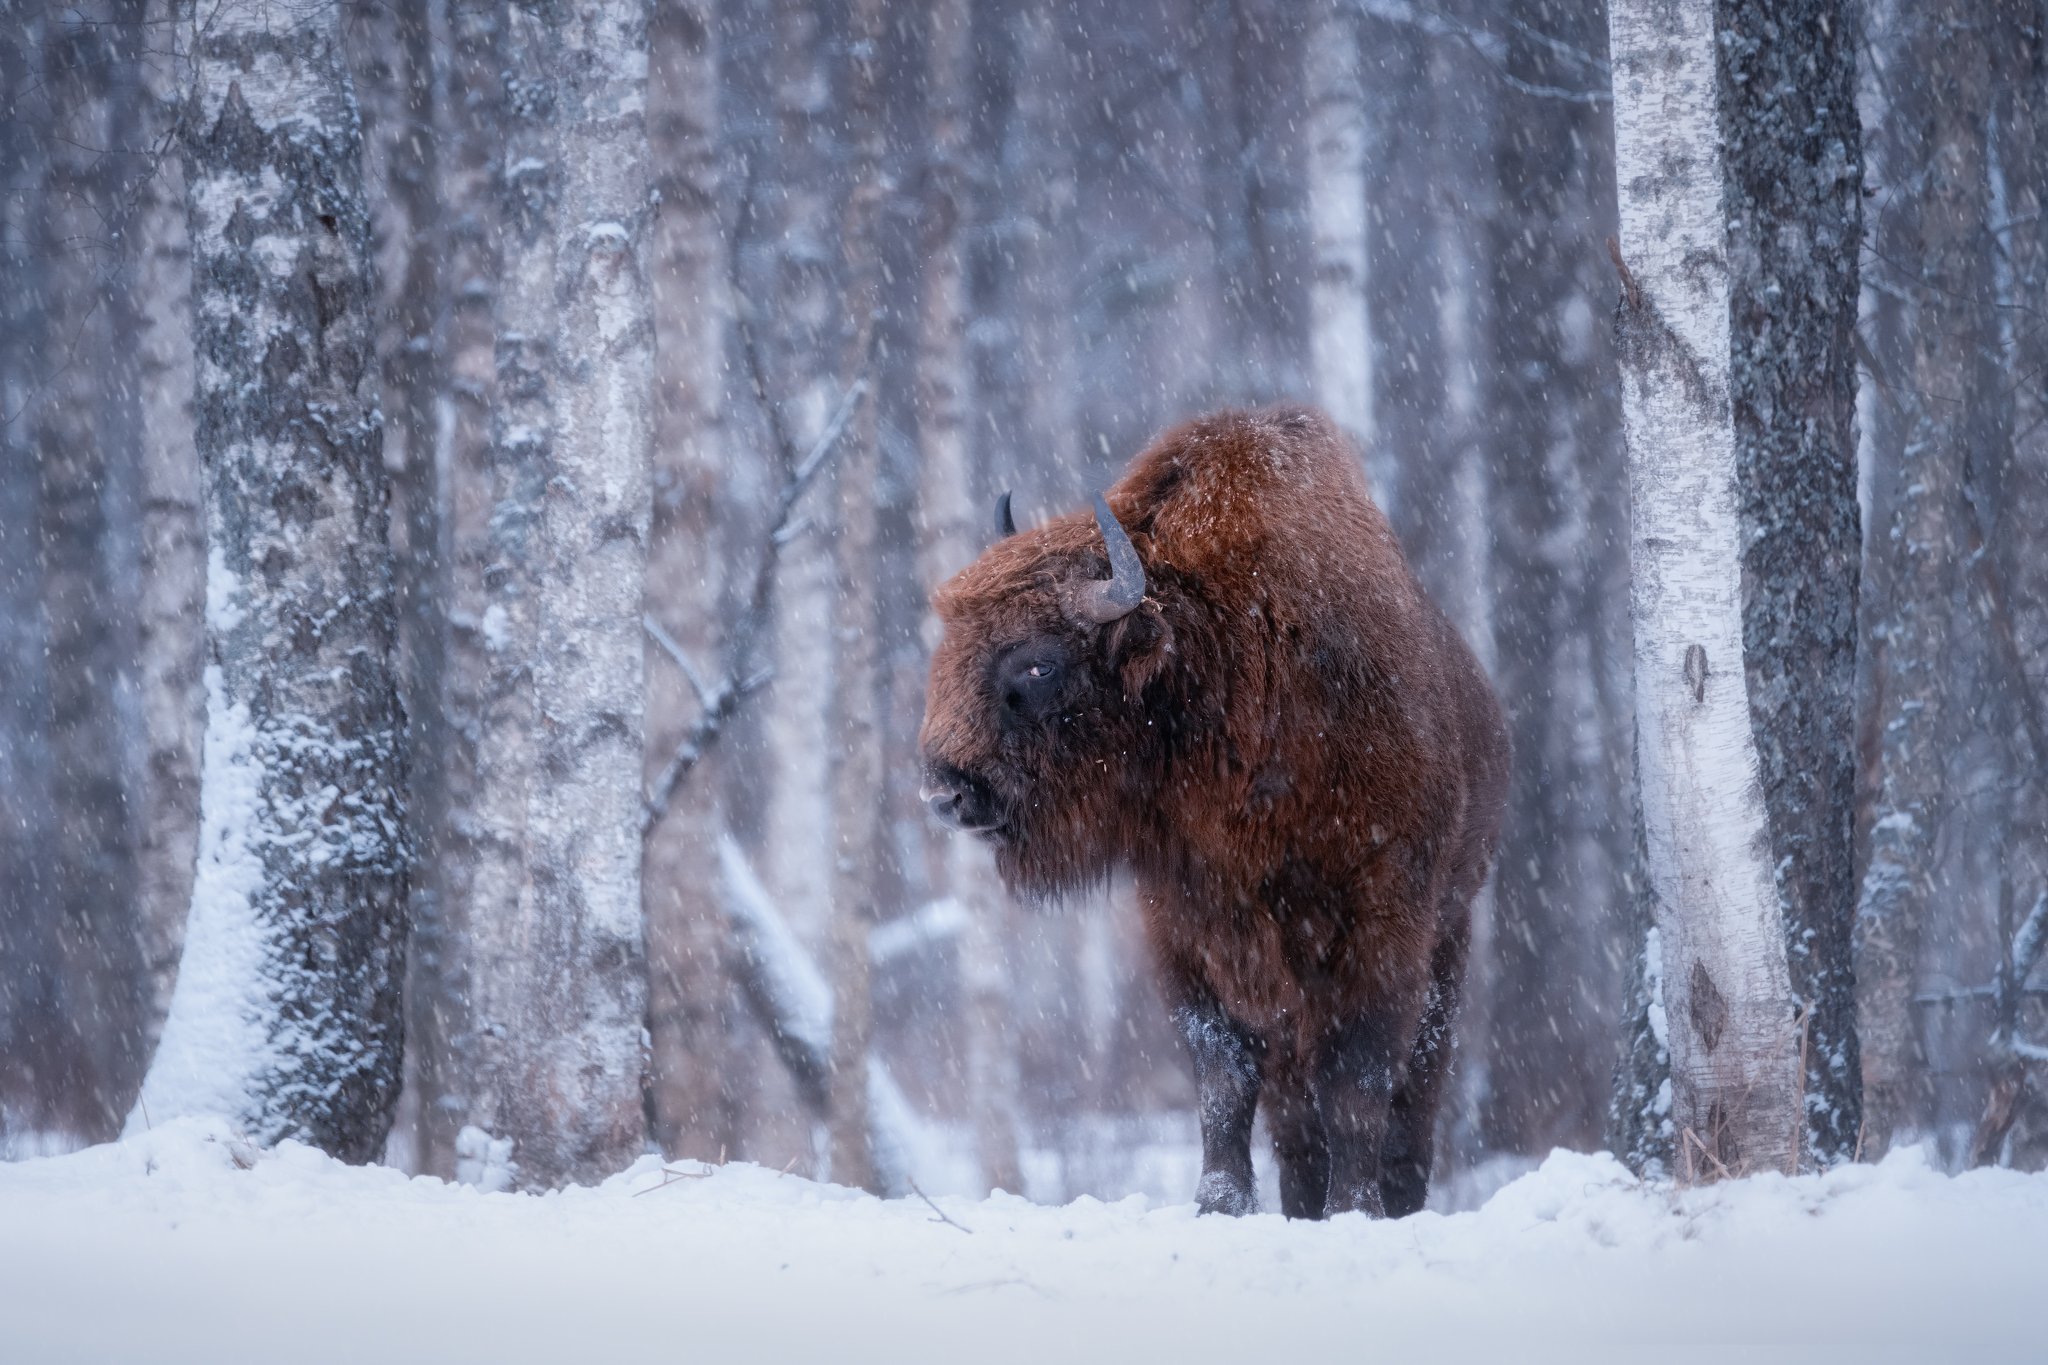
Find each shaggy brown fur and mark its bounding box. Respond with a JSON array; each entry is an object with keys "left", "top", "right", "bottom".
[{"left": 919, "top": 406, "right": 1508, "bottom": 1218}]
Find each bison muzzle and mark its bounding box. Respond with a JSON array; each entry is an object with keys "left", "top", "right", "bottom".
[{"left": 919, "top": 406, "right": 1508, "bottom": 1219}]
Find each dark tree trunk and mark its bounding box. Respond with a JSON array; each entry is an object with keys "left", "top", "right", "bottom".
[
  {"left": 1716, "top": 0, "right": 1866, "bottom": 1166},
  {"left": 644, "top": 0, "right": 742, "bottom": 1164},
  {"left": 137, "top": 0, "right": 408, "bottom": 1163},
  {"left": 1479, "top": 0, "right": 1624, "bottom": 1157},
  {"left": 30, "top": 1, "right": 149, "bottom": 1144},
  {"left": 1855, "top": 3, "right": 1996, "bottom": 1159}
]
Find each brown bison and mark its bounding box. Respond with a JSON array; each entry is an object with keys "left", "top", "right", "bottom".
[{"left": 919, "top": 406, "right": 1508, "bottom": 1219}]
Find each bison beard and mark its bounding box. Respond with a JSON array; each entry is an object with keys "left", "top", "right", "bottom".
[{"left": 919, "top": 406, "right": 1508, "bottom": 1218}]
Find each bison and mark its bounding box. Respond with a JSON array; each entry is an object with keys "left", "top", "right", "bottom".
[{"left": 918, "top": 405, "right": 1508, "bottom": 1219}]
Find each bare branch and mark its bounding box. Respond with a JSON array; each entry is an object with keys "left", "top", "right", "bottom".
[
  {"left": 909, "top": 1180, "right": 973, "bottom": 1234},
  {"left": 643, "top": 613, "right": 714, "bottom": 709}
]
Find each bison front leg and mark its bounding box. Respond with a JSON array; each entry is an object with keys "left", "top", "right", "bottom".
[
  {"left": 1313, "top": 1004, "right": 1415, "bottom": 1218},
  {"left": 1172, "top": 996, "right": 1263, "bottom": 1216}
]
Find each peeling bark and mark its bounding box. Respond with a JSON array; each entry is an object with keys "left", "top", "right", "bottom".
[{"left": 1608, "top": 0, "right": 1804, "bottom": 1179}]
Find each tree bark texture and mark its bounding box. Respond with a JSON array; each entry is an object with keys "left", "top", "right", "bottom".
[
  {"left": 1305, "top": 0, "right": 1370, "bottom": 450},
  {"left": 405, "top": 0, "right": 505, "bottom": 1181},
  {"left": 1608, "top": 0, "right": 1805, "bottom": 1179},
  {"left": 453, "top": 0, "right": 655, "bottom": 1190},
  {"left": 643, "top": 0, "right": 740, "bottom": 1164},
  {"left": 1853, "top": 6, "right": 1994, "bottom": 1160},
  {"left": 132, "top": 0, "right": 206, "bottom": 1057},
  {"left": 825, "top": 0, "right": 887, "bottom": 1195},
  {"left": 1716, "top": 0, "right": 1865, "bottom": 1165},
  {"left": 136, "top": 0, "right": 408, "bottom": 1163}
]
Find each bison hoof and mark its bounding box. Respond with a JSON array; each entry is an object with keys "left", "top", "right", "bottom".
[{"left": 1195, "top": 1170, "right": 1256, "bottom": 1216}]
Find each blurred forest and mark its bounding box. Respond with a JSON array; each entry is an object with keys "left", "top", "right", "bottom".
[{"left": 1, "top": 0, "right": 2044, "bottom": 1196}]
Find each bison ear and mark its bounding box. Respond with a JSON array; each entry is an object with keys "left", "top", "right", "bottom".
[{"left": 1104, "top": 599, "right": 1172, "bottom": 699}]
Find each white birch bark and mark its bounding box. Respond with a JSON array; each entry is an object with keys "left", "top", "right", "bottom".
[
  {"left": 1306, "top": 0, "right": 1371, "bottom": 449},
  {"left": 455, "top": 0, "right": 655, "bottom": 1190},
  {"left": 131, "top": 0, "right": 205, "bottom": 1058},
  {"left": 1607, "top": 0, "right": 1803, "bottom": 1179},
  {"left": 136, "top": 0, "right": 408, "bottom": 1162}
]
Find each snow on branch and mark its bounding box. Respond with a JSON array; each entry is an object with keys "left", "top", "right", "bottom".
[{"left": 714, "top": 833, "right": 924, "bottom": 1196}]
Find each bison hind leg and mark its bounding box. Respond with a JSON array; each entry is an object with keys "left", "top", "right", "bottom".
[{"left": 1380, "top": 929, "right": 1469, "bottom": 1217}]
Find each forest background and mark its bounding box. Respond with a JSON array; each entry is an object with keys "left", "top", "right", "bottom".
[{"left": 1, "top": 0, "right": 2044, "bottom": 1197}]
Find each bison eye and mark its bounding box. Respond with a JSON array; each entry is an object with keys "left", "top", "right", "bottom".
[{"left": 998, "top": 651, "right": 1064, "bottom": 721}]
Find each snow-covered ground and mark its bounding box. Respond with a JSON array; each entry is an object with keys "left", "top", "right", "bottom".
[{"left": 2, "top": 1119, "right": 2041, "bottom": 1363}]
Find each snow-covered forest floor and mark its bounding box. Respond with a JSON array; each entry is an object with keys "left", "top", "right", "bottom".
[{"left": 2, "top": 1119, "right": 2040, "bottom": 1363}]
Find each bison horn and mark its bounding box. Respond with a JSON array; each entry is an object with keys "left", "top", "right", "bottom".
[
  {"left": 1078, "top": 493, "right": 1146, "bottom": 623},
  {"left": 994, "top": 491, "right": 1017, "bottom": 537}
]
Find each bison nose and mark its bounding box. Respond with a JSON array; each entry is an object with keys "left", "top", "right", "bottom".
[
  {"left": 922, "top": 784, "right": 970, "bottom": 830},
  {"left": 920, "top": 765, "right": 999, "bottom": 833}
]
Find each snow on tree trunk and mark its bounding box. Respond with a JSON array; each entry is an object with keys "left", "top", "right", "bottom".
[
  {"left": 1305, "top": 0, "right": 1370, "bottom": 450},
  {"left": 452, "top": 0, "right": 656, "bottom": 1190},
  {"left": 1607, "top": 0, "right": 1803, "bottom": 1179},
  {"left": 643, "top": 0, "right": 739, "bottom": 1164},
  {"left": 825, "top": 0, "right": 887, "bottom": 1196},
  {"left": 135, "top": 0, "right": 408, "bottom": 1163},
  {"left": 132, "top": 0, "right": 206, "bottom": 1058},
  {"left": 1853, "top": 8, "right": 1993, "bottom": 1159},
  {"left": 1717, "top": 0, "right": 1865, "bottom": 1165}
]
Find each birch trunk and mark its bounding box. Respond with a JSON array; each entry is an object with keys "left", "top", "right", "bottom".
[
  {"left": 132, "top": 0, "right": 205, "bottom": 1055},
  {"left": 1305, "top": 0, "right": 1370, "bottom": 449},
  {"left": 1717, "top": 0, "right": 1865, "bottom": 1164},
  {"left": 136, "top": 0, "right": 408, "bottom": 1162},
  {"left": 643, "top": 0, "right": 739, "bottom": 1163},
  {"left": 1854, "top": 7, "right": 1993, "bottom": 1159},
  {"left": 455, "top": 0, "right": 655, "bottom": 1190},
  {"left": 1608, "top": 0, "right": 1803, "bottom": 1179},
  {"left": 824, "top": 0, "right": 887, "bottom": 1195}
]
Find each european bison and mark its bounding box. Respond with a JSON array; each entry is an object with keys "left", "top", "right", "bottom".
[{"left": 918, "top": 406, "right": 1508, "bottom": 1218}]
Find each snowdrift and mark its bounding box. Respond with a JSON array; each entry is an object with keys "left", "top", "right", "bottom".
[{"left": 1, "top": 1118, "right": 2040, "bottom": 1363}]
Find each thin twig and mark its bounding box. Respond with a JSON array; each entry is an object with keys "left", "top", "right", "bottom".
[
  {"left": 909, "top": 1180, "right": 973, "bottom": 1234},
  {"left": 643, "top": 613, "right": 715, "bottom": 708}
]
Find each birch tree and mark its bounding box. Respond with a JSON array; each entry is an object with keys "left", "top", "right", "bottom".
[
  {"left": 132, "top": 0, "right": 205, "bottom": 1052},
  {"left": 449, "top": 0, "right": 656, "bottom": 1190},
  {"left": 1305, "top": 0, "right": 1370, "bottom": 450},
  {"left": 135, "top": 0, "right": 408, "bottom": 1162},
  {"left": 1607, "top": 0, "right": 1803, "bottom": 1179}
]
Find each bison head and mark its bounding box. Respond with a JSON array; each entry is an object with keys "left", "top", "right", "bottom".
[{"left": 919, "top": 490, "right": 1176, "bottom": 896}]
